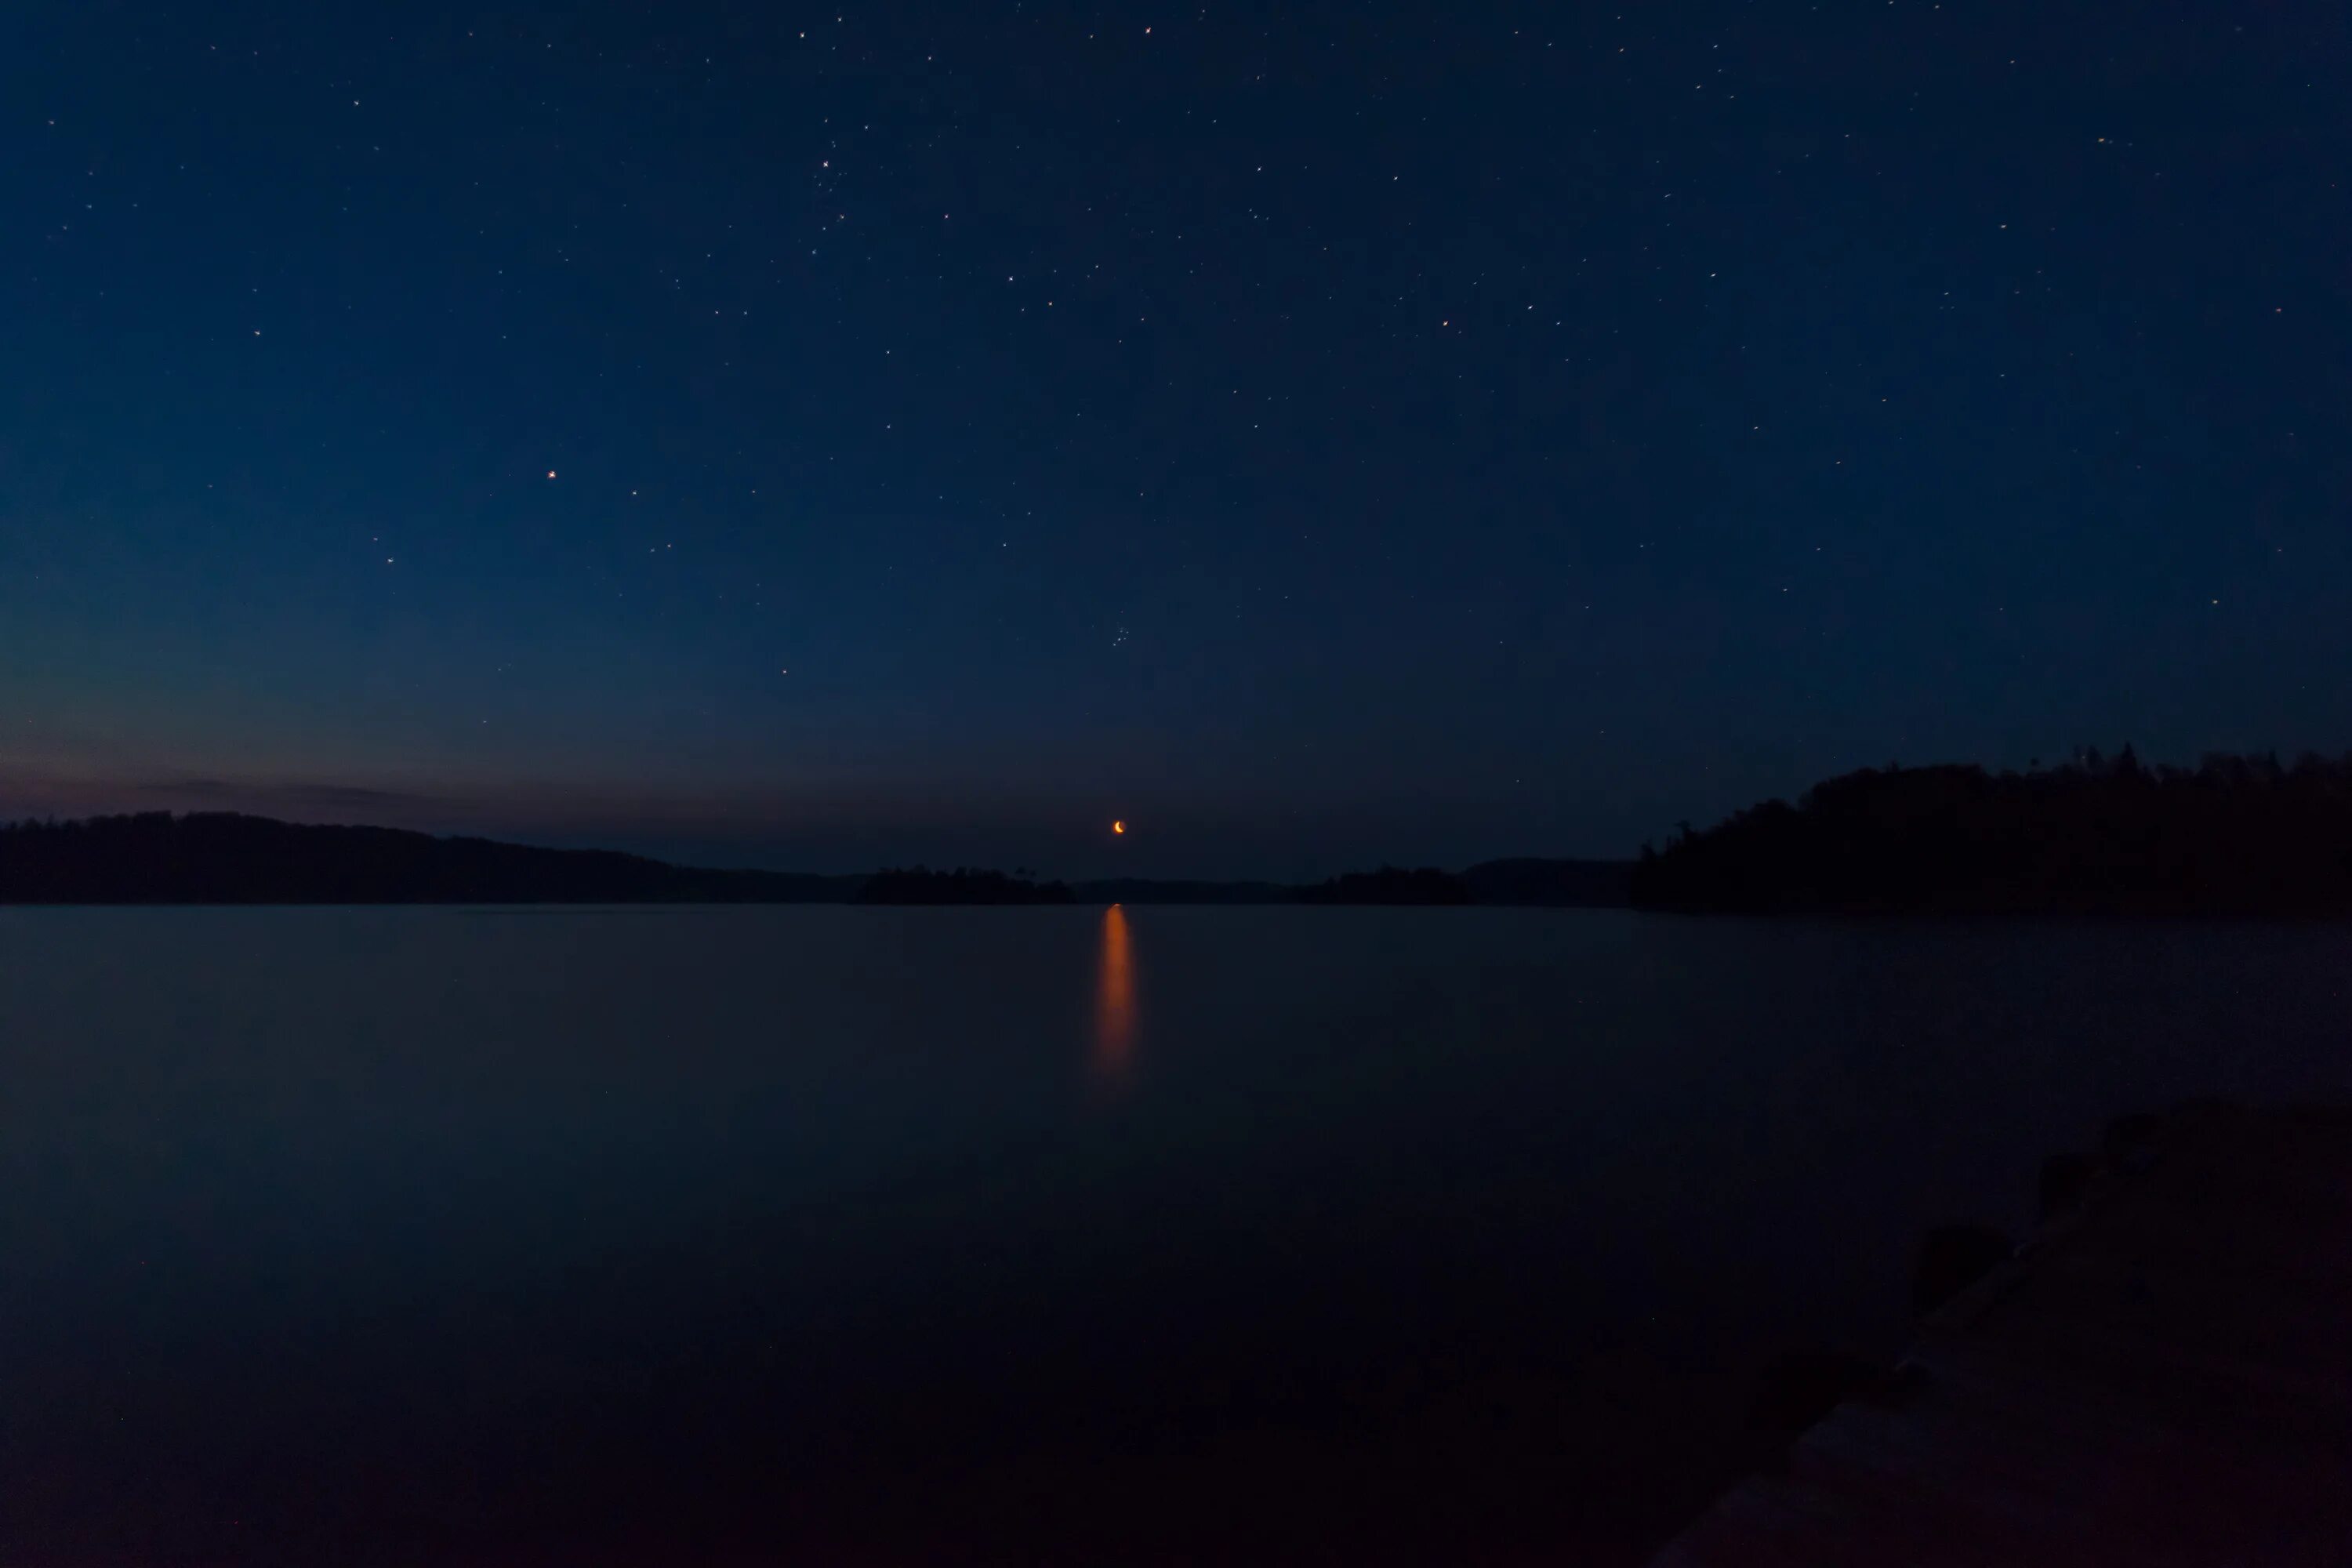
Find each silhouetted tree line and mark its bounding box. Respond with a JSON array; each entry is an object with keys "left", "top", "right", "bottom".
[
  {"left": 1295, "top": 866, "right": 1473, "bottom": 905},
  {"left": 855, "top": 866, "right": 1076, "bottom": 905},
  {"left": 1629, "top": 748, "right": 2352, "bottom": 914},
  {"left": 0, "top": 812, "right": 855, "bottom": 903}
]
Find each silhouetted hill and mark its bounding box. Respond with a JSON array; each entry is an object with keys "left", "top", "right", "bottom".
[
  {"left": 856, "top": 867, "right": 1075, "bottom": 905},
  {"left": 0, "top": 812, "right": 858, "bottom": 904},
  {"left": 0, "top": 810, "right": 1638, "bottom": 909},
  {"left": 1296, "top": 866, "right": 1473, "bottom": 905},
  {"left": 1461, "top": 857, "right": 1633, "bottom": 907},
  {"left": 1630, "top": 749, "right": 2352, "bottom": 915}
]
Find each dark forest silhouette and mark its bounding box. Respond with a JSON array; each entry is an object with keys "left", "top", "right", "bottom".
[{"left": 1630, "top": 748, "right": 2352, "bottom": 915}]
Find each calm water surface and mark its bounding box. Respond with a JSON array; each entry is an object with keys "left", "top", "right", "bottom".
[{"left": 5, "top": 907, "right": 2349, "bottom": 1564}]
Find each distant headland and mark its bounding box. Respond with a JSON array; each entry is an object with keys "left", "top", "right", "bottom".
[
  {"left": 0, "top": 812, "right": 858, "bottom": 905},
  {"left": 13, "top": 750, "right": 2341, "bottom": 912},
  {"left": 0, "top": 811, "right": 1630, "bottom": 907},
  {"left": 1630, "top": 748, "right": 2352, "bottom": 916}
]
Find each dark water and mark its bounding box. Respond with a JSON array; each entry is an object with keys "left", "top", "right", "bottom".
[{"left": 4, "top": 908, "right": 2348, "bottom": 1565}]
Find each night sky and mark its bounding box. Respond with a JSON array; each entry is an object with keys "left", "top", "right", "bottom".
[{"left": 5, "top": 3, "right": 2346, "bottom": 877}]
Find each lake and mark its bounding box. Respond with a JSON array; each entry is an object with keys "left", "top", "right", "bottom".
[{"left": 4, "top": 907, "right": 2348, "bottom": 1564}]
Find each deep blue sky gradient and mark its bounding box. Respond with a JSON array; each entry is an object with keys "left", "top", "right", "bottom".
[{"left": 5, "top": 2, "right": 2347, "bottom": 875}]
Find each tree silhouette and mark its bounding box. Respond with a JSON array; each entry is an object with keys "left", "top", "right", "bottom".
[{"left": 1629, "top": 750, "right": 2352, "bottom": 915}]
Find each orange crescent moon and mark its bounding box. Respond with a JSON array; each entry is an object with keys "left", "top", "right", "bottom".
[{"left": 1112, "top": 820, "right": 1126, "bottom": 834}]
